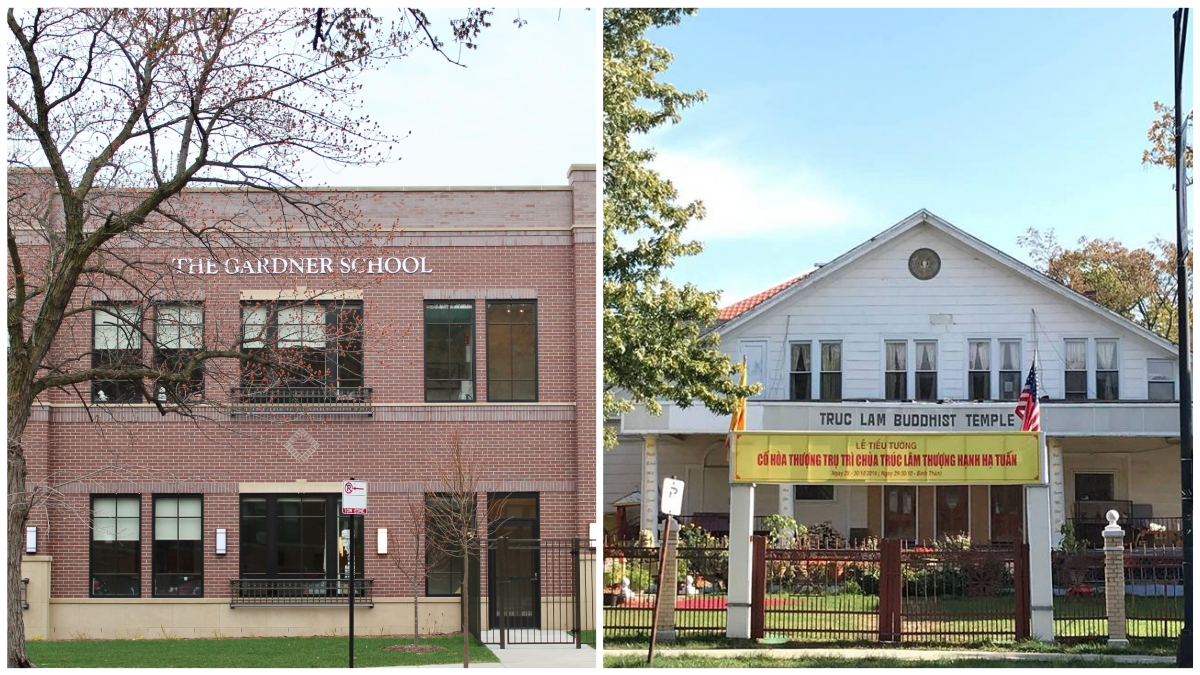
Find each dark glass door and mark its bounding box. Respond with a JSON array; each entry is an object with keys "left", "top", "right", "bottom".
[{"left": 488, "top": 494, "right": 539, "bottom": 629}]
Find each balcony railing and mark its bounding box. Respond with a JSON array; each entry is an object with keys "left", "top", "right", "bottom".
[
  {"left": 229, "top": 387, "right": 372, "bottom": 415},
  {"left": 229, "top": 578, "right": 374, "bottom": 607},
  {"left": 1066, "top": 516, "right": 1184, "bottom": 549}
]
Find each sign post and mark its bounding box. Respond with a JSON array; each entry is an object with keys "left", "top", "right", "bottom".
[
  {"left": 342, "top": 480, "right": 367, "bottom": 668},
  {"left": 648, "top": 478, "right": 684, "bottom": 666}
]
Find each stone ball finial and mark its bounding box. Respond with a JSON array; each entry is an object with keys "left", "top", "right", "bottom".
[{"left": 1106, "top": 509, "right": 1120, "bottom": 526}]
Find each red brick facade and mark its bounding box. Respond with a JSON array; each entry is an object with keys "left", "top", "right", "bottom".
[{"left": 22, "top": 166, "right": 597, "bottom": 604}]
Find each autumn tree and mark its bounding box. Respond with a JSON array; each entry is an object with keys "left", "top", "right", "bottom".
[
  {"left": 1018, "top": 229, "right": 1192, "bottom": 343},
  {"left": 1144, "top": 102, "right": 1193, "bottom": 180},
  {"left": 602, "top": 8, "right": 758, "bottom": 449},
  {"left": 6, "top": 8, "right": 495, "bottom": 667}
]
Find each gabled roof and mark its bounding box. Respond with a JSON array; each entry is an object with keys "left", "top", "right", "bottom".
[
  {"left": 717, "top": 273, "right": 810, "bottom": 323},
  {"left": 715, "top": 209, "right": 1179, "bottom": 356}
]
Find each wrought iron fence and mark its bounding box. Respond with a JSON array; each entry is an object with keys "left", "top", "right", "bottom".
[
  {"left": 229, "top": 386, "right": 373, "bottom": 415},
  {"left": 1065, "top": 517, "right": 1184, "bottom": 549},
  {"left": 762, "top": 544, "right": 881, "bottom": 641},
  {"left": 229, "top": 578, "right": 373, "bottom": 607},
  {"left": 482, "top": 538, "right": 595, "bottom": 647},
  {"left": 1124, "top": 550, "right": 1184, "bottom": 639},
  {"left": 602, "top": 545, "right": 659, "bottom": 637},
  {"left": 1051, "top": 550, "right": 1106, "bottom": 640},
  {"left": 898, "top": 544, "right": 1026, "bottom": 643}
]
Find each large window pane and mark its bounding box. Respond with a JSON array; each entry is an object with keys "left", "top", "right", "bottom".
[
  {"left": 885, "top": 341, "right": 907, "bottom": 400},
  {"left": 425, "top": 303, "right": 475, "bottom": 401},
  {"left": 486, "top": 302, "right": 536, "bottom": 402},
  {"left": 91, "top": 495, "right": 140, "bottom": 597},
  {"left": 968, "top": 339, "right": 990, "bottom": 400},
  {"left": 1095, "top": 339, "right": 1118, "bottom": 400},
  {"left": 1064, "top": 339, "right": 1088, "bottom": 400},
  {"left": 820, "top": 342, "right": 842, "bottom": 401},
  {"left": 789, "top": 343, "right": 811, "bottom": 401}
]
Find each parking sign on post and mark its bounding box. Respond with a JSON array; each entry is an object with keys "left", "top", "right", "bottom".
[{"left": 342, "top": 480, "right": 367, "bottom": 514}]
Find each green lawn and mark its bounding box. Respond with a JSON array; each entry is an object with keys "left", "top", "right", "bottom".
[
  {"left": 574, "top": 630, "right": 596, "bottom": 647},
  {"left": 603, "top": 654, "right": 1170, "bottom": 668},
  {"left": 600, "top": 635, "right": 1178, "bottom": 657},
  {"left": 26, "top": 634, "right": 498, "bottom": 668}
]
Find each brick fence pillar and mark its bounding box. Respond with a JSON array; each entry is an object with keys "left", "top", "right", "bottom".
[
  {"left": 1103, "top": 509, "right": 1128, "bottom": 648},
  {"left": 655, "top": 520, "right": 680, "bottom": 643}
]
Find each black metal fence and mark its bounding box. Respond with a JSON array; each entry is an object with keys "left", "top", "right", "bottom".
[
  {"left": 480, "top": 537, "right": 595, "bottom": 647},
  {"left": 229, "top": 386, "right": 373, "bottom": 415},
  {"left": 229, "top": 578, "right": 374, "bottom": 607}
]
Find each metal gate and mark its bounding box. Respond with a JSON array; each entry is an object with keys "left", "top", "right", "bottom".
[{"left": 475, "top": 537, "right": 595, "bottom": 647}]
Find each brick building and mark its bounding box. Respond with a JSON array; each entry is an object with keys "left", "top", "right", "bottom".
[{"left": 18, "top": 165, "right": 597, "bottom": 641}]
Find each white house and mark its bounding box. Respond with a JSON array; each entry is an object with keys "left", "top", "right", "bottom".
[{"left": 606, "top": 210, "right": 1183, "bottom": 551}]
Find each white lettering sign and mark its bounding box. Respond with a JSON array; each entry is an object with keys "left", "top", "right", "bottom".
[
  {"left": 342, "top": 480, "right": 368, "bottom": 515},
  {"left": 172, "top": 257, "right": 433, "bottom": 275}
]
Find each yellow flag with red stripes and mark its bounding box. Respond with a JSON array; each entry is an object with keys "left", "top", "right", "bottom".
[{"left": 725, "top": 355, "right": 748, "bottom": 458}]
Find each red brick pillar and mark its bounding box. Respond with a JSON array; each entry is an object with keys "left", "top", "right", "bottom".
[{"left": 569, "top": 165, "right": 596, "bottom": 539}]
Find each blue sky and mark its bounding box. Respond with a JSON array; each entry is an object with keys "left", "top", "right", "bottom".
[
  {"left": 306, "top": 8, "right": 596, "bottom": 188},
  {"left": 641, "top": 9, "right": 1193, "bottom": 306}
]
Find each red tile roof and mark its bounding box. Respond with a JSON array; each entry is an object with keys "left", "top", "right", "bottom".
[{"left": 717, "top": 272, "right": 810, "bottom": 322}]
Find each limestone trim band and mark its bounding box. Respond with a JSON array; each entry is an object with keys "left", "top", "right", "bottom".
[{"left": 52, "top": 481, "right": 578, "bottom": 494}]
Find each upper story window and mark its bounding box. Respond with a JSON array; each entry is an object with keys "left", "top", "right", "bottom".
[
  {"left": 153, "top": 304, "right": 204, "bottom": 403},
  {"left": 968, "top": 340, "right": 990, "bottom": 401},
  {"left": 1148, "top": 358, "right": 1177, "bottom": 401},
  {"left": 91, "top": 495, "right": 140, "bottom": 597},
  {"left": 1064, "top": 339, "right": 1088, "bottom": 400},
  {"left": 914, "top": 340, "right": 938, "bottom": 401},
  {"left": 885, "top": 341, "right": 907, "bottom": 401},
  {"left": 1095, "top": 339, "right": 1119, "bottom": 400},
  {"left": 819, "top": 341, "right": 842, "bottom": 401},
  {"left": 240, "top": 301, "right": 364, "bottom": 400},
  {"left": 425, "top": 302, "right": 475, "bottom": 402},
  {"left": 92, "top": 304, "right": 143, "bottom": 403},
  {"left": 998, "top": 340, "right": 1021, "bottom": 401},
  {"left": 789, "top": 343, "right": 812, "bottom": 401},
  {"left": 486, "top": 301, "right": 537, "bottom": 401}
]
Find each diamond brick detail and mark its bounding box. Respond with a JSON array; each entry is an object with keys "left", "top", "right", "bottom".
[{"left": 284, "top": 429, "right": 319, "bottom": 462}]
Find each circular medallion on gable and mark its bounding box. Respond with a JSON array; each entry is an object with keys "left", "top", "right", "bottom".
[{"left": 908, "top": 248, "right": 941, "bottom": 280}]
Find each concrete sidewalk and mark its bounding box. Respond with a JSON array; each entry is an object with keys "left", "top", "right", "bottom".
[
  {"left": 378, "top": 643, "right": 597, "bottom": 669},
  {"left": 604, "top": 647, "right": 1173, "bottom": 666}
]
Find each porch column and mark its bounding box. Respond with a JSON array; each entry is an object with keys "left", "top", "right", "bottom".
[
  {"left": 778, "top": 484, "right": 794, "bottom": 518},
  {"left": 1026, "top": 483, "right": 1055, "bottom": 642},
  {"left": 641, "top": 434, "right": 659, "bottom": 545},
  {"left": 727, "top": 483, "right": 755, "bottom": 639},
  {"left": 1047, "top": 437, "right": 1066, "bottom": 545}
]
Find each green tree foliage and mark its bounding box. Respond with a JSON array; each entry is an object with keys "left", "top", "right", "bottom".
[
  {"left": 602, "top": 9, "right": 758, "bottom": 448},
  {"left": 1018, "top": 229, "right": 1192, "bottom": 344}
]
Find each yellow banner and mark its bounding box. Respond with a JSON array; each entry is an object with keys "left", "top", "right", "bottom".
[{"left": 732, "top": 431, "right": 1043, "bottom": 485}]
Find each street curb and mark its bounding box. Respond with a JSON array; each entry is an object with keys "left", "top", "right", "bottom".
[{"left": 602, "top": 648, "right": 1174, "bottom": 664}]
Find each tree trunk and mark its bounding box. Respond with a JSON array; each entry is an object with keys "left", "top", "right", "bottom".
[
  {"left": 8, "top": 390, "right": 34, "bottom": 667},
  {"left": 413, "top": 589, "right": 419, "bottom": 646},
  {"left": 461, "top": 562, "right": 469, "bottom": 669}
]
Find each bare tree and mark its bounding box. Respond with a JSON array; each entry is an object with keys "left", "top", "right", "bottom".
[
  {"left": 391, "top": 494, "right": 433, "bottom": 648},
  {"left": 422, "top": 428, "right": 504, "bottom": 669},
  {"left": 6, "top": 8, "right": 497, "bottom": 667}
]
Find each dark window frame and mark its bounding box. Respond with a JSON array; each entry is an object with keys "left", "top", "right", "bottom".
[
  {"left": 152, "top": 494, "right": 204, "bottom": 597},
  {"left": 238, "top": 300, "right": 364, "bottom": 395},
  {"left": 425, "top": 493, "right": 477, "bottom": 597},
  {"left": 153, "top": 302, "right": 205, "bottom": 403},
  {"left": 794, "top": 485, "right": 835, "bottom": 501},
  {"left": 237, "top": 494, "right": 362, "bottom": 581},
  {"left": 424, "top": 301, "right": 477, "bottom": 403},
  {"left": 90, "top": 494, "right": 142, "bottom": 598},
  {"left": 91, "top": 302, "right": 144, "bottom": 404},
  {"left": 485, "top": 301, "right": 538, "bottom": 402}
]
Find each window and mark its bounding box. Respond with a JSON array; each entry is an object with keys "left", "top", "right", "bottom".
[
  {"left": 239, "top": 494, "right": 361, "bottom": 582},
  {"left": 1148, "top": 358, "right": 1177, "bottom": 401},
  {"left": 486, "top": 302, "right": 537, "bottom": 401},
  {"left": 789, "top": 343, "right": 812, "bottom": 401},
  {"left": 885, "top": 341, "right": 907, "bottom": 400},
  {"left": 153, "top": 496, "right": 203, "bottom": 596},
  {"left": 91, "top": 495, "right": 140, "bottom": 597},
  {"left": 819, "top": 341, "right": 842, "bottom": 401},
  {"left": 153, "top": 304, "right": 204, "bottom": 403},
  {"left": 990, "top": 486, "right": 1024, "bottom": 544},
  {"left": 883, "top": 486, "right": 916, "bottom": 540},
  {"left": 998, "top": 340, "right": 1021, "bottom": 401},
  {"left": 426, "top": 493, "right": 477, "bottom": 596},
  {"left": 1095, "top": 339, "right": 1118, "bottom": 400},
  {"left": 92, "top": 304, "right": 143, "bottom": 403},
  {"left": 240, "top": 301, "right": 364, "bottom": 399},
  {"left": 915, "top": 340, "right": 938, "bottom": 401},
  {"left": 968, "top": 340, "right": 990, "bottom": 400},
  {"left": 936, "top": 486, "right": 969, "bottom": 539},
  {"left": 794, "top": 485, "right": 835, "bottom": 501},
  {"left": 1075, "top": 473, "right": 1115, "bottom": 502},
  {"left": 1064, "top": 339, "right": 1087, "bottom": 400},
  {"left": 425, "top": 303, "right": 475, "bottom": 402}
]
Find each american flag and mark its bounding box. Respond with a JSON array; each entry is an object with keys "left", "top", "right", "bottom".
[{"left": 1015, "top": 363, "right": 1041, "bottom": 432}]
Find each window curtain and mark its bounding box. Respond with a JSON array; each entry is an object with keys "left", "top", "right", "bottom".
[
  {"left": 969, "top": 341, "right": 989, "bottom": 370},
  {"left": 916, "top": 341, "right": 937, "bottom": 371},
  {"left": 886, "top": 342, "right": 906, "bottom": 371},
  {"left": 1095, "top": 340, "right": 1117, "bottom": 370},
  {"left": 1000, "top": 340, "right": 1020, "bottom": 370},
  {"left": 821, "top": 342, "right": 841, "bottom": 371},
  {"left": 1065, "top": 340, "right": 1087, "bottom": 370},
  {"left": 791, "top": 343, "right": 810, "bottom": 372}
]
